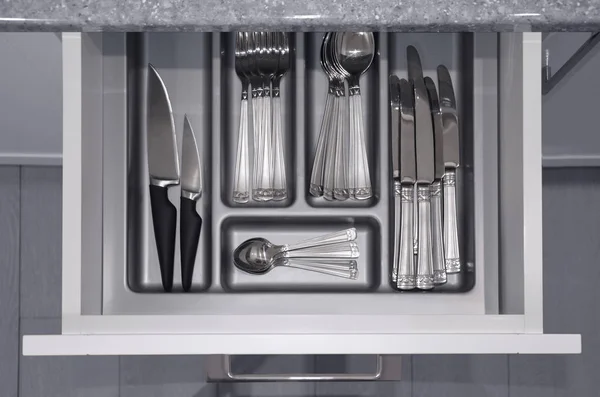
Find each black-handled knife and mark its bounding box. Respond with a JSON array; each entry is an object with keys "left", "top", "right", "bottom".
[
  {"left": 147, "top": 64, "right": 180, "bottom": 292},
  {"left": 180, "top": 115, "right": 203, "bottom": 292}
]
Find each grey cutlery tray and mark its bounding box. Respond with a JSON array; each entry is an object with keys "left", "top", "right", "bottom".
[{"left": 94, "top": 32, "right": 502, "bottom": 314}]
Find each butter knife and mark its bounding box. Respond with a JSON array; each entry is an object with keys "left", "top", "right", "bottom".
[
  {"left": 424, "top": 76, "right": 447, "bottom": 285},
  {"left": 407, "top": 46, "right": 434, "bottom": 290},
  {"left": 390, "top": 75, "right": 416, "bottom": 290},
  {"left": 437, "top": 65, "right": 461, "bottom": 274}
]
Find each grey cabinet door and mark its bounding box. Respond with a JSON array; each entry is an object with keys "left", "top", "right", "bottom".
[{"left": 0, "top": 33, "right": 61, "bottom": 165}]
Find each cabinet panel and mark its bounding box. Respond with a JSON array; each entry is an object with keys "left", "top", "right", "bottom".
[
  {"left": 0, "top": 34, "right": 62, "bottom": 165},
  {"left": 21, "top": 32, "right": 581, "bottom": 356},
  {"left": 0, "top": 167, "right": 20, "bottom": 397}
]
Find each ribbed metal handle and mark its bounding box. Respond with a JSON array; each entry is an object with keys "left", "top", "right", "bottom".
[
  {"left": 430, "top": 180, "right": 447, "bottom": 284},
  {"left": 416, "top": 185, "right": 434, "bottom": 290},
  {"left": 349, "top": 92, "right": 372, "bottom": 200},
  {"left": 333, "top": 85, "right": 349, "bottom": 200},
  {"left": 232, "top": 97, "right": 250, "bottom": 203},
  {"left": 282, "top": 259, "right": 358, "bottom": 279},
  {"left": 285, "top": 228, "right": 357, "bottom": 251},
  {"left": 280, "top": 241, "right": 360, "bottom": 259},
  {"left": 443, "top": 168, "right": 461, "bottom": 273},
  {"left": 322, "top": 92, "right": 339, "bottom": 201},
  {"left": 397, "top": 183, "right": 416, "bottom": 290},
  {"left": 271, "top": 94, "right": 287, "bottom": 201},
  {"left": 309, "top": 85, "right": 335, "bottom": 197}
]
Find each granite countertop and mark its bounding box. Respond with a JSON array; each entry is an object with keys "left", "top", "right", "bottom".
[{"left": 0, "top": 0, "right": 599, "bottom": 31}]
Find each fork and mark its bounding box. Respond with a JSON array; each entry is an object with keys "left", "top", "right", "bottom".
[
  {"left": 233, "top": 32, "right": 250, "bottom": 204},
  {"left": 271, "top": 32, "right": 290, "bottom": 201},
  {"left": 253, "top": 32, "right": 279, "bottom": 201}
]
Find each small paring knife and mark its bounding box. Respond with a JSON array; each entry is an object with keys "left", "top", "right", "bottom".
[
  {"left": 147, "top": 63, "right": 180, "bottom": 293},
  {"left": 180, "top": 115, "right": 203, "bottom": 292}
]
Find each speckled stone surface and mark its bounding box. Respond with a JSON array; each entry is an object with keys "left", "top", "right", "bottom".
[{"left": 0, "top": 0, "right": 599, "bottom": 31}]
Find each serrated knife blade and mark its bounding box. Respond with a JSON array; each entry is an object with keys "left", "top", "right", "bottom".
[
  {"left": 424, "top": 76, "right": 444, "bottom": 180},
  {"left": 389, "top": 74, "right": 401, "bottom": 180},
  {"left": 437, "top": 65, "right": 459, "bottom": 168},
  {"left": 399, "top": 78, "right": 416, "bottom": 183},
  {"left": 407, "top": 46, "right": 434, "bottom": 184},
  {"left": 407, "top": 45, "right": 434, "bottom": 291}
]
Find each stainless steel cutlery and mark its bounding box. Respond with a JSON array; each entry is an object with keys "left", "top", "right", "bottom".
[
  {"left": 147, "top": 64, "right": 180, "bottom": 292},
  {"left": 147, "top": 64, "right": 204, "bottom": 292},
  {"left": 310, "top": 32, "right": 375, "bottom": 201},
  {"left": 437, "top": 65, "right": 461, "bottom": 274},
  {"left": 233, "top": 228, "right": 360, "bottom": 279},
  {"left": 180, "top": 115, "right": 204, "bottom": 292},
  {"left": 424, "top": 76, "right": 447, "bottom": 285},
  {"left": 145, "top": 39, "right": 463, "bottom": 293},
  {"left": 233, "top": 31, "right": 290, "bottom": 204},
  {"left": 389, "top": 46, "right": 461, "bottom": 291}
]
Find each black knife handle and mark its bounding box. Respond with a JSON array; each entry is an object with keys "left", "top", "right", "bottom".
[
  {"left": 149, "top": 184, "right": 177, "bottom": 292},
  {"left": 180, "top": 196, "right": 202, "bottom": 292}
]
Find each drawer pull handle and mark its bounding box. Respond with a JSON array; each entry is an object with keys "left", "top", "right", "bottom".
[{"left": 206, "top": 355, "right": 402, "bottom": 382}]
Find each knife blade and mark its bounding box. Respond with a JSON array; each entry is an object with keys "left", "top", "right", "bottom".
[
  {"left": 437, "top": 65, "right": 461, "bottom": 274},
  {"left": 407, "top": 46, "right": 434, "bottom": 290},
  {"left": 147, "top": 63, "right": 179, "bottom": 293},
  {"left": 437, "top": 65, "right": 459, "bottom": 168},
  {"left": 424, "top": 77, "right": 444, "bottom": 181},
  {"left": 389, "top": 74, "right": 401, "bottom": 180},
  {"left": 180, "top": 115, "right": 203, "bottom": 292},
  {"left": 394, "top": 77, "right": 416, "bottom": 290},
  {"left": 399, "top": 78, "right": 416, "bottom": 184},
  {"left": 407, "top": 46, "right": 434, "bottom": 185},
  {"left": 424, "top": 76, "right": 447, "bottom": 285}
]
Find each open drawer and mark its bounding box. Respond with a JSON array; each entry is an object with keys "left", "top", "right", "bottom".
[{"left": 23, "top": 32, "right": 581, "bottom": 356}]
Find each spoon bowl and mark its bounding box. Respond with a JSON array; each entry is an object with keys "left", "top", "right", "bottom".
[{"left": 335, "top": 32, "right": 375, "bottom": 80}]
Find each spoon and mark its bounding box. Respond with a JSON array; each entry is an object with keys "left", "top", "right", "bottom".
[
  {"left": 234, "top": 239, "right": 359, "bottom": 278},
  {"left": 233, "top": 228, "right": 360, "bottom": 277},
  {"left": 335, "top": 32, "right": 375, "bottom": 200},
  {"left": 320, "top": 33, "right": 348, "bottom": 201}
]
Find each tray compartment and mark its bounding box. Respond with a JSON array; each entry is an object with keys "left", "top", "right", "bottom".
[
  {"left": 305, "top": 33, "right": 381, "bottom": 208},
  {"left": 387, "top": 33, "right": 476, "bottom": 292},
  {"left": 220, "top": 216, "right": 381, "bottom": 292},
  {"left": 220, "top": 33, "right": 297, "bottom": 208},
  {"left": 125, "top": 33, "right": 214, "bottom": 293},
  {"left": 96, "top": 32, "right": 497, "bottom": 315}
]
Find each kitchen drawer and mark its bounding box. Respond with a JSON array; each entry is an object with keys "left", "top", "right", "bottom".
[{"left": 23, "top": 32, "right": 580, "bottom": 356}]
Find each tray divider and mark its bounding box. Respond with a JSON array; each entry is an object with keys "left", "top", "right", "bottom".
[
  {"left": 211, "top": 32, "right": 223, "bottom": 289},
  {"left": 294, "top": 32, "right": 306, "bottom": 208},
  {"left": 377, "top": 32, "right": 391, "bottom": 290}
]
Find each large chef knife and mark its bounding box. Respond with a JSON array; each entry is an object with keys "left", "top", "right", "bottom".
[
  {"left": 407, "top": 46, "right": 434, "bottom": 290},
  {"left": 437, "top": 65, "right": 461, "bottom": 274},
  {"left": 390, "top": 75, "right": 416, "bottom": 290},
  {"left": 424, "top": 76, "right": 447, "bottom": 285},
  {"left": 180, "top": 115, "right": 203, "bottom": 292},
  {"left": 147, "top": 64, "right": 180, "bottom": 292}
]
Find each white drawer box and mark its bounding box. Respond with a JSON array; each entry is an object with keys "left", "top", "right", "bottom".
[{"left": 23, "top": 32, "right": 580, "bottom": 356}]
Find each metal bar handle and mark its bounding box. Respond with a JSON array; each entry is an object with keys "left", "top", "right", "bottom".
[{"left": 206, "top": 355, "right": 402, "bottom": 382}]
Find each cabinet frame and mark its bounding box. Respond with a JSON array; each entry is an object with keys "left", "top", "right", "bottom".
[{"left": 22, "top": 32, "right": 581, "bottom": 356}]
